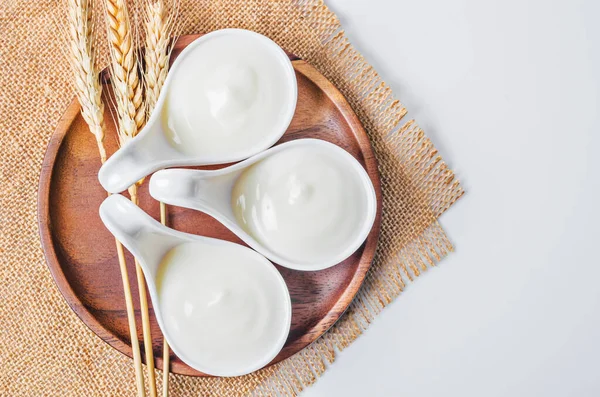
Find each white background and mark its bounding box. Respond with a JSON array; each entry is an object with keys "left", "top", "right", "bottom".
[{"left": 304, "top": 0, "right": 600, "bottom": 396}]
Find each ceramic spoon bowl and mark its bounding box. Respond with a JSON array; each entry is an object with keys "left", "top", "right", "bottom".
[
  {"left": 99, "top": 28, "right": 297, "bottom": 194},
  {"left": 149, "top": 139, "right": 378, "bottom": 271},
  {"left": 99, "top": 194, "right": 292, "bottom": 377}
]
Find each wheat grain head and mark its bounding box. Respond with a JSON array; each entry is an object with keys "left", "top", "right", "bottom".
[
  {"left": 104, "top": 0, "right": 145, "bottom": 146},
  {"left": 144, "top": 0, "right": 173, "bottom": 114},
  {"left": 67, "top": 0, "right": 107, "bottom": 163}
]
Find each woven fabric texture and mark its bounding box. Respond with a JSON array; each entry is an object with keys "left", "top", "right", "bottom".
[{"left": 0, "top": 0, "right": 463, "bottom": 395}]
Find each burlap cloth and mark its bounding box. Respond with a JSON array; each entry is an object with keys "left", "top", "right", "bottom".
[{"left": 0, "top": 0, "right": 463, "bottom": 395}]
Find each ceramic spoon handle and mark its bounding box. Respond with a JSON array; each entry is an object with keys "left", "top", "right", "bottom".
[
  {"left": 99, "top": 194, "right": 178, "bottom": 277},
  {"left": 149, "top": 168, "right": 239, "bottom": 216},
  {"left": 98, "top": 122, "right": 176, "bottom": 193}
]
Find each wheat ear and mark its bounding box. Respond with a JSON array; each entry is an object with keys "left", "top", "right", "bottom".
[
  {"left": 67, "top": 1, "right": 145, "bottom": 396},
  {"left": 144, "top": 2, "right": 172, "bottom": 395},
  {"left": 105, "top": 0, "right": 145, "bottom": 142},
  {"left": 144, "top": 0, "right": 171, "bottom": 113},
  {"left": 67, "top": 0, "right": 107, "bottom": 162},
  {"left": 104, "top": 1, "right": 157, "bottom": 397}
]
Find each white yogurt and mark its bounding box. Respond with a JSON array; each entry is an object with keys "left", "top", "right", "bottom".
[
  {"left": 231, "top": 144, "right": 372, "bottom": 265},
  {"left": 156, "top": 241, "right": 291, "bottom": 376},
  {"left": 162, "top": 31, "right": 296, "bottom": 157}
]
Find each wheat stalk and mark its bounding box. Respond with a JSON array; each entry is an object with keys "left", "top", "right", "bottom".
[
  {"left": 104, "top": 1, "right": 157, "bottom": 397},
  {"left": 143, "top": 2, "right": 173, "bottom": 395},
  {"left": 66, "top": 1, "right": 146, "bottom": 396},
  {"left": 159, "top": 201, "right": 170, "bottom": 397}
]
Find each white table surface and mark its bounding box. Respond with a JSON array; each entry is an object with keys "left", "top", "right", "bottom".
[{"left": 304, "top": 1, "right": 600, "bottom": 396}]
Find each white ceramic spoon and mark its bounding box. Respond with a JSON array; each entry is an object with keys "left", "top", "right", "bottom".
[
  {"left": 99, "top": 194, "right": 291, "bottom": 377},
  {"left": 99, "top": 28, "right": 297, "bottom": 194},
  {"left": 149, "top": 138, "right": 378, "bottom": 271}
]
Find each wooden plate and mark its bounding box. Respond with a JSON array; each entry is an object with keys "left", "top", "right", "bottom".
[{"left": 37, "top": 34, "right": 382, "bottom": 376}]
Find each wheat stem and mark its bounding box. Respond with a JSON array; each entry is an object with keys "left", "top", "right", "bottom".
[
  {"left": 159, "top": 201, "right": 170, "bottom": 397},
  {"left": 67, "top": 0, "right": 145, "bottom": 395},
  {"left": 128, "top": 183, "right": 158, "bottom": 397},
  {"left": 114, "top": 233, "right": 146, "bottom": 397}
]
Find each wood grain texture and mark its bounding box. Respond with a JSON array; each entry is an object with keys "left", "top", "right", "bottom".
[{"left": 37, "top": 34, "right": 382, "bottom": 377}]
